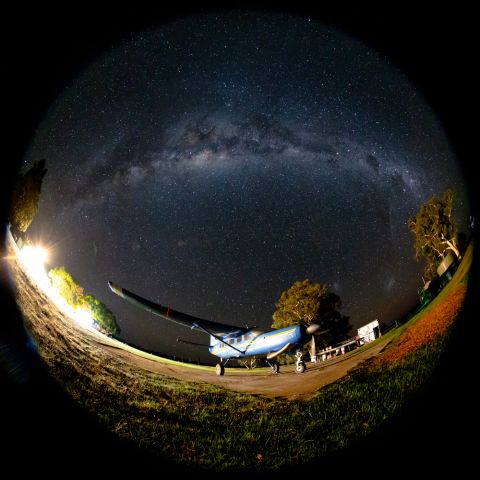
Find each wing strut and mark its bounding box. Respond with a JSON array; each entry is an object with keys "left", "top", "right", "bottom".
[{"left": 192, "top": 322, "right": 245, "bottom": 355}]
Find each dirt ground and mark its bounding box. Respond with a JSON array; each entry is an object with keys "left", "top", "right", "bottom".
[{"left": 95, "top": 336, "right": 391, "bottom": 400}]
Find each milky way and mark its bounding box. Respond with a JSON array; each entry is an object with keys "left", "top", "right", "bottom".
[{"left": 22, "top": 11, "right": 471, "bottom": 363}]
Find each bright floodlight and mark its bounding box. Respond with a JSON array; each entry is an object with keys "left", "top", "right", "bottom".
[
  {"left": 18, "top": 245, "right": 51, "bottom": 290},
  {"left": 16, "top": 242, "right": 96, "bottom": 330},
  {"left": 73, "top": 307, "right": 95, "bottom": 328}
]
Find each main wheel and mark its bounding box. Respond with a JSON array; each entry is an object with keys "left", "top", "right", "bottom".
[
  {"left": 295, "top": 361, "right": 306, "bottom": 374},
  {"left": 271, "top": 362, "right": 280, "bottom": 374},
  {"left": 215, "top": 363, "right": 225, "bottom": 376}
]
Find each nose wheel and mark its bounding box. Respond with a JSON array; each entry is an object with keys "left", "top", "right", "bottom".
[
  {"left": 215, "top": 363, "right": 225, "bottom": 376},
  {"left": 295, "top": 351, "right": 306, "bottom": 374}
]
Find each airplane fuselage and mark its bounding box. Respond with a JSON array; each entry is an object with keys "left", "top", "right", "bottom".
[{"left": 209, "top": 324, "right": 304, "bottom": 359}]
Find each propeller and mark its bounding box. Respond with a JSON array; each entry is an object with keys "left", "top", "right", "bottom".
[
  {"left": 306, "top": 323, "right": 329, "bottom": 335},
  {"left": 306, "top": 323, "right": 320, "bottom": 334}
]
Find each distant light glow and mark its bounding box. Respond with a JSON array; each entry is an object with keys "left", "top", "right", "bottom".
[
  {"left": 73, "top": 307, "right": 95, "bottom": 328},
  {"left": 18, "top": 245, "right": 51, "bottom": 291},
  {"left": 17, "top": 242, "right": 95, "bottom": 329}
]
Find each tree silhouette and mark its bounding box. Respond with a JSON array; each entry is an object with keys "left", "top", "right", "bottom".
[{"left": 8, "top": 159, "right": 47, "bottom": 235}]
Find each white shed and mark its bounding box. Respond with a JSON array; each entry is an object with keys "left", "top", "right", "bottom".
[{"left": 357, "top": 319, "right": 381, "bottom": 345}]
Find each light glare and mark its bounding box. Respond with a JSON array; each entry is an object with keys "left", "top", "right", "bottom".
[
  {"left": 17, "top": 242, "right": 95, "bottom": 329},
  {"left": 18, "top": 245, "right": 51, "bottom": 291}
]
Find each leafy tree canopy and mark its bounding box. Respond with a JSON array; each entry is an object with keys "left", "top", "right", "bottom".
[
  {"left": 84, "top": 294, "right": 120, "bottom": 336},
  {"left": 9, "top": 159, "right": 47, "bottom": 234},
  {"left": 48, "top": 266, "right": 85, "bottom": 308},
  {"left": 408, "top": 188, "right": 461, "bottom": 281},
  {"left": 48, "top": 266, "right": 120, "bottom": 336},
  {"left": 272, "top": 279, "right": 351, "bottom": 347}
]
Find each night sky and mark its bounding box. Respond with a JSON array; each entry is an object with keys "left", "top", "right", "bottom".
[{"left": 20, "top": 11, "right": 471, "bottom": 364}]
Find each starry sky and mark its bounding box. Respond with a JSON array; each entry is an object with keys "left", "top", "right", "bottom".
[{"left": 20, "top": 11, "right": 471, "bottom": 364}]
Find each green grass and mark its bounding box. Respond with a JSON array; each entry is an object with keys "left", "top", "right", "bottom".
[
  {"left": 64, "top": 328, "right": 452, "bottom": 471},
  {"left": 375, "top": 241, "right": 473, "bottom": 344}
]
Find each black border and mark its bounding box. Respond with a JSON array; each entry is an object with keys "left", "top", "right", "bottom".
[{"left": 2, "top": 5, "right": 477, "bottom": 477}]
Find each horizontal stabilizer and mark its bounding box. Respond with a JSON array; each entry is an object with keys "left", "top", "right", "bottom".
[
  {"left": 176, "top": 337, "right": 209, "bottom": 347},
  {"left": 266, "top": 342, "right": 292, "bottom": 360}
]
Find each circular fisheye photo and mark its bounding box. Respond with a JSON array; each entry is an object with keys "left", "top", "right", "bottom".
[{"left": 2, "top": 7, "right": 475, "bottom": 475}]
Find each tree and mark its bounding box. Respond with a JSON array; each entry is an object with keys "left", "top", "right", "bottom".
[
  {"left": 8, "top": 159, "right": 47, "bottom": 235},
  {"left": 408, "top": 188, "right": 461, "bottom": 281},
  {"left": 48, "top": 267, "right": 120, "bottom": 336},
  {"left": 48, "top": 266, "right": 85, "bottom": 308},
  {"left": 272, "top": 279, "right": 351, "bottom": 354},
  {"left": 84, "top": 294, "right": 120, "bottom": 336}
]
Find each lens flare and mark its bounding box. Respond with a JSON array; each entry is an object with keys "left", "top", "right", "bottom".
[
  {"left": 18, "top": 245, "right": 51, "bottom": 291},
  {"left": 14, "top": 238, "right": 95, "bottom": 329}
]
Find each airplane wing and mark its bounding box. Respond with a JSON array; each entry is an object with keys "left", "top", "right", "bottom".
[{"left": 108, "top": 281, "right": 247, "bottom": 337}]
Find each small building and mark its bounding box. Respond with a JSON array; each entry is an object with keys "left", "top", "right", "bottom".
[
  {"left": 357, "top": 319, "right": 381, "bottom": 345},
  {"left": 313, "top": 337, "right": 359, "bottom": 362}
]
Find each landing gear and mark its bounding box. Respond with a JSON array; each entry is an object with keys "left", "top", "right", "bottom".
[
  {"left": 266, "top": 359, "right": 280, "bottom": 374},
  {"left": 295, "top": 351, "right": 306, "bottom": 374},
  {"left": 216, "top": 359, "right": 230, "bottom": 376},
  {"left": 295, "top": 362, "right": 306, "bottom": 373},
  {"left": 270, "top": 362, "right": 280, "bottom": 374}
]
